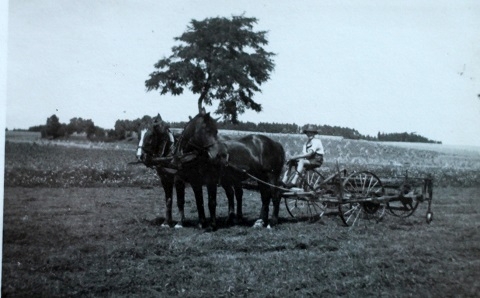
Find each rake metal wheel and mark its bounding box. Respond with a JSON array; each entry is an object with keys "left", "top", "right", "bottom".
[
  {"left": 284, "top": 169, "right": 326, "bottom": 220},
  {"left": 284, "top": 197, "right": 326, "bottom": 221},
  {"left": 339, "top": 171, "right": 386, "bottom": 226},
  {"left": 386, "top": 189, "right": 420, "bottom": 218},
  {"left": 301, "top": 169, "right": 325, "bottom": 192}
]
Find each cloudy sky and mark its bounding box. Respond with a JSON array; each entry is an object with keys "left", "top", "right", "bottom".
[{"left": 3, "top": 0, "right": 480, "bottom": 146}]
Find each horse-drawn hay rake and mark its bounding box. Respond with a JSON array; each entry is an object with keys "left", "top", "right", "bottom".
[{"left": 281, "top": 165, "right": 434, "bottom": 226}]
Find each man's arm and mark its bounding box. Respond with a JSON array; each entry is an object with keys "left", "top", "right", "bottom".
[{"left": 289, "top": 151, "right": 315, "bottom": 160}]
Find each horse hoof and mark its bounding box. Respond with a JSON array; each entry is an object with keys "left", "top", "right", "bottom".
[
  {"left": 197, "top": 222, "right": 209, "bottom": 229},
  {"left": 267, "top": 224, "right": 272, "bottom": 229},
  {"left": 174, "top": 223, "right": 183, "bottom": 229},
  {"left": 204, "top": 225, "right": 217, "bottom": 233},
  {"left": 161, "top": 223, "right": 170, "bottom": 228},
  {"left": 226, "top": 216, "right": 235, "bottom": 226},
  {"left": 253, "top": 219, "right": 264, "bottom": 228},
  {"left": 237, "top": 216, "right": 245, "bottom": 224}
]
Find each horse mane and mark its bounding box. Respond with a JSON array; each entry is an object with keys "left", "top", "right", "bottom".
[{"left": 177, "top": 111, "right": 218, "bottom": 154}]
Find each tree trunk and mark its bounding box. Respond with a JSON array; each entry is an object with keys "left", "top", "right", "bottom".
[
  {"left": 197, "top": 83, "right": 210, "bottom": 113},
  {"left": 197, "top": 76, "right": 211, "bottom": 113},
  {"left": 197, "top": 96, "right": 203, "bottom": 113}
]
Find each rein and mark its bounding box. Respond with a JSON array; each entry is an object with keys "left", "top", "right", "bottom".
[
  {"left": 225, "top": 163, "right": 290, "bottom": 192},
  {"left": 204, "top": 139, "right": 287, "bottom": 191}
]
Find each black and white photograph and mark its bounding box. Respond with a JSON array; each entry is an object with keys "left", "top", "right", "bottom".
[{"left": 2, "top": 0, "right": 480, "bottom": 296}]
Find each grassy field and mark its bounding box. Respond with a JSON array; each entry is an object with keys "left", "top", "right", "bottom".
[
  {"left": 4, "top": 130, "right": 480, "bottom": 188},
  {"left": 3, "top": 187, "right": 480, "bottom": 297},
  {"left": 3, "top": 131, "right": 480, "bottom": 296}
]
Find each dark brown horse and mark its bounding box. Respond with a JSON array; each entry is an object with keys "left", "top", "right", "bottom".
[
  {"left": 218, "top": 135, "right": 285, "bottom": 227},
  {"left": 173, "top": 109, "right": 223, "bottom": 230},
  {"left": 136, "top": 114, "right": 186, "bottom": 228},
  {"left": 175, "top": 109, "right": 286, "bottom": 229}
]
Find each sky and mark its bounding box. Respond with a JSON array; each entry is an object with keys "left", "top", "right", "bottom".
[{"left": 3, "top": 0, "right": 480, "bottom": 146}]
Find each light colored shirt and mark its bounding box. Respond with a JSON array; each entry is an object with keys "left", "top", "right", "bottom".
[{"left": 302, "top": 138, "right": 324, "bottom": 156}]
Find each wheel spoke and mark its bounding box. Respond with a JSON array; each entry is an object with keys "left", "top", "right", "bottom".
[
  {"left": 339, "top": 171, "right": 386, "bottom": 226},
  {"left": 285, "top": 169, "right": 325, "bottom": 221}
]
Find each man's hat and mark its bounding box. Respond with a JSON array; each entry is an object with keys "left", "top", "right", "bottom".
[{"left": 302, "top": 124, "right": 318, "bottom": 134}]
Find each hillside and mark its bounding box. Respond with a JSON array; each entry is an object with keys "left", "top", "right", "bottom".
[{"left": 4, "top": 131, "right": 480, "bottom": 187}]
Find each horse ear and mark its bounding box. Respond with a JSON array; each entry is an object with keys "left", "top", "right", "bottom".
[{"left": 157, "top": 113, "right": 162, "bottom": 121}]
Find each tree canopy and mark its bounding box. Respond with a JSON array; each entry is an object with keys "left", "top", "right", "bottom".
[{"left": 145, "top": 15, "right": 275, "bottom": 123}]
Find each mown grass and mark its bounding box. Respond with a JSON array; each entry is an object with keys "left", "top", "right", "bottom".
[{"left": 2, "top": 187, "right": 479, "bottom": 297}]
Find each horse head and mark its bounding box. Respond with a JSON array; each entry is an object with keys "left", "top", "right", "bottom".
[
  {"left": 136, "top": 113, "right": 172, "bottom": 164},
  {"left": 176, "top": 109, "right": 220, "bottom": 164},
  {"left": 136, "top": 128, "right": 156, "bottom": 164},
  {"left": 152, "top": 113, "right": 169, "bottom": 135}
]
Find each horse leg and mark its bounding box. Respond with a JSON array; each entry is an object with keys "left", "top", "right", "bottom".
[
  {"left": 254, "top": 185, "right": 270, "bottom": 228},
  {"left": 266, "top": 174, "right": 282, "bottom": 227},
  {"left": 222, "top": 182, "right": 236, "bottom": 226},
  {"left": 160, "top": 175, "right": 174, "bottom": 228},
  {"left": 174, "top": 177, "right": 186, "bottom": 228},
  {"left": 234, "top": 181, "right": 244, "bottom": 224},
  {"left": 192, "top": 184, "right": 207, "bottom": 229},
  {"left": 207, "top": 183, "right": 218, "bottom": 231},
  {"left": 270, "top": 185, "right": 281, "bottom": 227}
]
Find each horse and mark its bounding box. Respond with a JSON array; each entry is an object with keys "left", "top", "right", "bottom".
[
  {"left": 136, "top": 114, "right": 186, "bottom": 228},
  {"left": 218, "top": 135, "right": 286, "bottom": 227},
  {"left": 174, "top": 108, "right": 286, "bottom": 229},
  {"left": 172, "top": 109, "right": 223, "bottom": 230}
]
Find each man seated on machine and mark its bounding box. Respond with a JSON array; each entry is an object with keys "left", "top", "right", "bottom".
[{"left": 282, "top": 125, "right": 324, "bottom": 188}]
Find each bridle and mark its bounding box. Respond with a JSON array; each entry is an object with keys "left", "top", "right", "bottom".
[
  {"left": 137, "top": 130, "right": 157, "bottom": 156},
  {"left": 137, "top": 144, "right": 156, "bottom": 156},
  {"left": 175, "top": 134, "right": 218, "bottom": 164},
  {"left": 137, "top": 128, "right": 172, "bottom": 164},
  {"left": 175, "top": 117, "right": 219, "bottom": 164}
]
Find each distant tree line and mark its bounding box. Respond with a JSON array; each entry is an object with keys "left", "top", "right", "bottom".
[
  {"left": 165, "top": 121, "right": 441, "bottom": 143},
  {"left": 167, "top": 121, "right": 301, "bottom": 134},
  {"left": 29, "top": 114, "right": 156, "bottom": 141},
  {"left": 112, "top": 115, "right": 153, "bottom": 140},
  {"left": 29, "top": 115, "right": 107, "bottom": 141},
  {"left": 376, "top": 132, "right": 441, "bottom": 144},
  {"left": 27, "top": 114, "right": 441, "bottom": 144}
]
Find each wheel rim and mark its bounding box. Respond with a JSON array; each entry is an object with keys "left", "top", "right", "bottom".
[
  {"left": 284, "top": 169, "right": 326, "bottom": 220},
  {"left": 284, "top": 197, "right": 326, "bottom": 220},
  {"left": 386, "top": 187, "right": 420, "bottom": 217},
  {"left": 339, "top": 202, "right": 363, "bottom": 226},
  {"left": 339, "top": 171, "right": 386, "bottom": 226},
  {"left": 302, "top": 170, "right": 324, "bottom": 192}
]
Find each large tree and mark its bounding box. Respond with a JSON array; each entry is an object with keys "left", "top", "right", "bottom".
[
  {"left": 43, "top": 114, "right": 65, "bottom": 139},
  {"left": 145, "top": 15, "right": 275, "bottom": 123}
]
